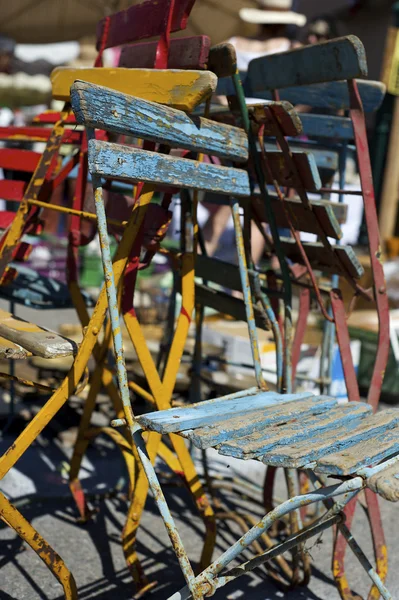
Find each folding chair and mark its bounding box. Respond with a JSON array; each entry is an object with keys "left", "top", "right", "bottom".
[{"left": 70, "top": 43, "right": 395, "bottom": 600}]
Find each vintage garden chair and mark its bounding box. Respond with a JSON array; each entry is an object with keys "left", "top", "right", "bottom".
[
  {"left": 0, "top": 69, "right": 216, "bottom": 600},
  {"left": 71, "top": 76, "right": 398, "bottom": 600}
]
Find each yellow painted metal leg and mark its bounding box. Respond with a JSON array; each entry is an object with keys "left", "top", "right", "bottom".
[
  {"left": 0, "top": 189, "right": 154, "bottom": 479},
  {"left": 0, "top": 492, "right": 78, "bottom": 599}
]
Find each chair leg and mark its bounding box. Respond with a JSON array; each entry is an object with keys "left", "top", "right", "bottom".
[{"left": 0, "top": 492, "right": 78, "bottom": 599}]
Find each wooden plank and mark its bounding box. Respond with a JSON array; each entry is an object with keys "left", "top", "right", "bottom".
[
  {"left": 219, "top": 403, "right": 371, "bottom": 459},
  {"left": 119, "top": 36, "right": 211, "bottom": 70},
  {"left": 0, "top": 337, "right": 30, "bottom": 359},
  {"left": 186, "top": 396, "right": 337, "bottom": 450},
  {"left": 252, "top": 102, "right": 303, "bottom": 137},
  {"left": 247, "top": 36, "right": 367, "bottom": 91},
  {"left": 137, "top": 389, "right": 313, "bottom": 434},
  {"left": 0, "top": 181, "right": 27, "bottom": 202},
  {"left": 316, "top": 429, "right": 399, "bottom": 478},
  {"left": 299, "top": 114, "right": 354, "bottom": 140},
  {"left": 252, "top": 194, "right": 344, "bottom": 238},
  {"left": 0, "top": 149, "right": 41, "bottom": 173},
  {"left": 262, "top": 410, "right": 399, "bottom": 469},
  {"left": 244, "top": 80, "right": 386, "bottom": 113},
  {"left": 71, "top": 81, "right": 248, "bottom": 162},
  {"left": 208, "top": 43, "right": 237, "bottom": 78},
  {"left": 96, "top": 0, "right": 196, "bottom": 50},
  {"left": 367, "top": 459, "right": 399, "bottom": 502},
  {"left": 52, "top": 68, "right": 217, "bottom": 112},
  {"left": 195, "top": 283, "right": 269, "bottom": 330},
  {"left": 88, "top": 140, "right": 250, "bottom": 197},
  {"left": 279, "top": 237, "right": 364, "bottom": 279},
  {"left": 265, "top": 151, "right": 322, "bottom": 191},
  {"left": 265, "top": 143, "right": 339, "bottom": 172},
  {"left": 0, "top": 309, "right": 77, "bottom": 358}
]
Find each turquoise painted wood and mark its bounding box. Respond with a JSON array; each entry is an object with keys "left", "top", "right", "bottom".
[
  {"left": 300, "top": 114, "right": 354, "bottom": 140},
  {"left": 279, "top": 237, "right": 364, "bottom": 279},
  {"left": 186, "top": 396, "right": 338, "bottom": 450},
  {"left": 218, "top": 403, "right": 372, "bottom": 459},
  {"left": 316, "top": 429, "right": 399, "bottom": 476},
  {"left": 71, "top": 81, "right": 247, "bottom": 162},
  {"left": 217, "top": 75, "right": 385, "bottom": 113},
  {"left": 245, "top": 80, "right": 386, "bottom": 113},
  {"left": 261, "top": 410, "right": 399, "bottom": 469},
  {"left": 88, "top": 140, "right": 250, "bottom": 197},
  {"left": 247, "top": 35, "right": 367, "bottom": 90},
  {"left": 136, "top": 390, "right": 313, "bottom": 434}
]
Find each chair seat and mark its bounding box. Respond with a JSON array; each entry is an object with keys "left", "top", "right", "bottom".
[{"left": 137, "top": 390, "right": 399, "bottom": 489}]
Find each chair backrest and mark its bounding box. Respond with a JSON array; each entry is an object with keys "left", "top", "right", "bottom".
[
  {"left": 96, "top": 0, "right": 196, "bottom": 70},
  {"left": 71, "top": 81, "right": 250, "bottom": 197},
  {"left": 119, "top": 35, "right": 211, "bottom": 70}
]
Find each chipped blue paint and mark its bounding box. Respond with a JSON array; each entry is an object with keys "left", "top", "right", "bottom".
[
  {"left": 300, "top": 114, "right": 354, "bottom": 140},
  {"left": 262, "top": 410, "right": 399, "bottom": 469},
  {"left": 88, "top": 140, "right": 251, "bottom": 197},
  {"left": 247, "top": 36, "right": 368, "bottom": 91},
  {"left": 137, "top": 390, "right": 313, "bottom": 434},
  {"left": 316, "top": 428, "right": 399, "bottom": 476},
  {"left": 186, "top": 396, "right": 337, "bottom": 450},
  {"left": 218, "top": 403, "right": 372, "bottom": 459},
  {"left": 71, "top": 80, "right": 248, "bottom": 162}
]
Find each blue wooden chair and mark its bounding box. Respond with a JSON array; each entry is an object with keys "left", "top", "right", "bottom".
[{"left": 71, "top": 78, "right": 397, "bottom": 600}]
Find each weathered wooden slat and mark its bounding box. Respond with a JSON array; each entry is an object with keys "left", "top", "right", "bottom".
[
  {"left": 186, "top": 396, "right": 337, "bottom": 450},
  {"left": 245, "top": 80, "right": 386, "bottom": 113},
  {"left": 299, "top": 114, "right": 354, "bottom": 140},
  {"left": 279, "top": 237, "right": 364, "bottom": 279},
  {"left": 265, "top": 151, "right": 322, "bottom": 191},
  {"left": 119, "top": 36, "right": 211, "bottom": 70},
  {"left": 0, "top": 337, "right": 30, "bottom": 359},
  {"left": 0, "top": 180, "right": 28, "bottom": 202},
  {"left": 88, "top": 140, "right": 250, "bottom": 197},
  {"left": 52, "top": 68, "right": 217, "bottom": 111},
  {"left": 247, "top": 36, "right": 367, "bottom": 91},
  {"left": 218, "top": 403, "right": 371, "bottom": 459},
  {"left": 251, "top": 194, "right": 344, "bottom": 238},
  {"left": 262, "top": 410, "right": 399, "bottom": 469},
  {"left": 316, "top": 429, "right": 399, "bottom": 477},
  {"left": 71, "top": 81, "right": 248, "bottom": 162},
  {"left": 208, "top": 43, "right": 237, "bottom": 78},
  {"left": 270, "top": 144, "right": 339, "bottom": 172},
  {"left": 137, "top": 389, "right": 313, "bottom": 434},
  {"left": 0, "top": 309, "right": 77, "bottom": 358},
  {"left": 366, "top": 459, "right": 399, "bottom": 502},
  {"left": 96, "top": 0, "right": 196, "bottom": 50},
  {"left": 195, "top": 284, "right": 269, "bottom": 330},
  {"left": 0, "top": 149, "right": 41, "bottom": 173}
]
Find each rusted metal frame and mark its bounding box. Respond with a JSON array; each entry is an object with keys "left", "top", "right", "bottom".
[
  {"left": 0, "top": 371, "right": 55, "bottom": 392},
  {"left": 91, "top": 164, "right": 200, "bottom": 595},
  {"left": 27, "top": 198, "right": 127, "bottom": 229},
  {"left": 364, "top": 489, "right": 388, "bottom": 600},
  {"left": 0, "top": 492, "right": 78, "bottom": 599},
  {"left": 348, "top": 79, "right": 390, "bottom": 412},
  {"left": 170, "top": 478, "right": 365, "bottom": 600},
  {"left": 330, "top": 288, "right": 360, "bottom": 402},
  {"left": 154, "top": 0, "right": 175, "bottom": 68},
  {"left": 230, "top": 198, "right": 267, "bottom": 390}
]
